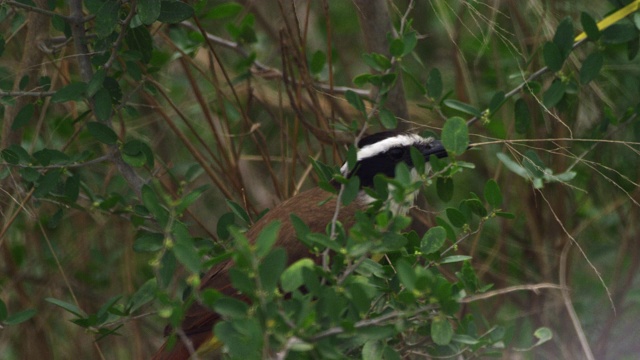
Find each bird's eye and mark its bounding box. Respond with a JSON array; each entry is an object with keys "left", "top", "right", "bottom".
[{"left": 388, "top": 147, "right": 404, "bottom": 160}]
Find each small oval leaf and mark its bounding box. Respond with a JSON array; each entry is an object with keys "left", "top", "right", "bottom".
[{"left": 441, "top": 117, "right": 469, "bottom": 156}]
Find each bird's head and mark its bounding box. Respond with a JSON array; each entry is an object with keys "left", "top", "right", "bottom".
[
  {"left": 340, "top": 131, "right": 447, "bottom": 187},
  {"left": 339, "top": 131, "right": 448, "bottom": 214}
]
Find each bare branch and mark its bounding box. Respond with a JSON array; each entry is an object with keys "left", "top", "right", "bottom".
[{"left": 459, "top": 283, "right": 565, "bottom": 303}]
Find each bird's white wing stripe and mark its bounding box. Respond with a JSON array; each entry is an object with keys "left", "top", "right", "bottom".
[{"left": 340, "top": 134, "right": 431, "bottom": 174}]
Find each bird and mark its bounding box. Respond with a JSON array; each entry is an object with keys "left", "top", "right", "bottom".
[{"left": 152, "top": 131, "right": 448, "bottom": 359}]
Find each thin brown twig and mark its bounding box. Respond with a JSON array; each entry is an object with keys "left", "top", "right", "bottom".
[
  {"left": 0, "top": 90, "right": 57, "bottom": 97},
  {"left": 559, "top": 240, "right": 596, "bottom": 360},
  {"left": 179, "top": 21, "right": 369, "bottom": 97},
  {"left": 2, "top": 0, "right": 70, "bottom": 20},
  {"left": 103, "top": 2, "right": 137, "bottom": 71},
  {"left": 459, "top": 283, "right": 565, "bottom": 303},
  {"left": 309, "top": 305, "right": 436, "bottom": 341}
]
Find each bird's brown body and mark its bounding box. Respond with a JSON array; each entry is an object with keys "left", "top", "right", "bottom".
[
  {"left": 153, "top": 187, "right": 368, "bottom": 360},
  {"left": 153, "top": 132, "right": 448, "bottom": 359}
]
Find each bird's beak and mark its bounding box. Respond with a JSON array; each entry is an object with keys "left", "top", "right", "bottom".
[{"left": 422, "top": 139, "right": 448, "bottom": 160}]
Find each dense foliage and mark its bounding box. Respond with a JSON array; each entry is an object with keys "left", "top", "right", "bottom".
[{"left": 1, "top": 0, "right": 639, "bottom": 359}]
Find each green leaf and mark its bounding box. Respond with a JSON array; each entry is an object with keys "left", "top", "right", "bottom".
[
  {"left": 11, "top": 103, "right": 34, "bottom": 130},
  {"left": 172, "top": 222, "right": 201, "bottom": 273},
  {"left": 580, "top": 51, "right": 603, "bottom": 85},
  {"left": 258, "top": 248, "right": 287, "bottom": 293},
  {"left": 395, "top": 259, "right": 416, "bottom": 292},
  {"left": 226, "top": 199, "right": 250, "bottom": 224},
  {"left": 446, "top": 207, "right": 466, "bottom": 228},
  {"left": 378, "top": 108, "right": 397, "bottom": 129},
  {"left": 461, "top": 198, "right": 487, "bottom": 217},
  {"left": 420, "top": 226, "right": 447, "bottom": 255},
  {"left": 542, "top": 80, "right": 566, "bottom": 108},
  {"left": 103, "top": 77, "right": 122, "bottom": 102},
  {"left": 580, "top": 12, "right": 600, "bottom": 41},
  {"left": 214, "top": 298, "right": 249, "bottom": 319},
  {"left": 543, "top": 41, "right": 564, "bottom": 72},
  {"left": 431, "top": 316, "right": 453, "bottom": 345},
  {"left": 87, "top": 122, "right": 118, "bottom": 145},
  {"left": 133, "top": 231, "right": 164, "bottom": 252},
  {"left": 121, "top": 140, "right": 147, "bottom": 167},
  {"left": 280, "top": 258, "right": 315, "bottom": 292},
  {"left": 122, "top": 139, "right": 153, "bottom": 167},
  {"left": 601, "top": 23, "right": 638, "bottom": 44},
  {"left": 200, "top": 289, "right": 222, "bottom": 309},
  {"left": 523, "top": 150, "right": 545, "bottom": 178},
  {"left": 19, "top": 167, "right": 39, "bottom": 182},
  {"left": 443, "top": 99, "right": 482, "bottom": 117},
  {"left": 175, "top": 185, "right": 208, "bottom": 214},
  {"left": 353, "top": 73, "right": 374, "bottom": 87},
  {"left": 4, "top": 145, "right": 30, "bottom": 164},
  {"left": 496, "top": 153, "right": 528, "bottom": 178},
  {"left": 426, "top": 68, "right": 442, "bottom": 99},
  {"left": 226, "top": 14, "right": 257, "bottom": 44},
  {"left": 441, "top": 255, "right": 472, "bottom": 264},
  {"left": 457, "top": 261, "right": 479, "bottom": 292},
  {"left": 345, "top": 90, "right": 365, "bottom": 115},
  {"left": 401, "top": 31, "right": 417, "bottom": 56},
  {"left": 409, "top": 146, "right": 426, "bottom": 174},
  {"left": 514, "top": 98, "right": 531, "bottom": 134},
  {"left": 1, "top": 149, "right": 19, "bottom": 165},
  {"left": 52, "top": 15, "right": 71, "bottom": 38},
  {"left": 208, "top": 2, "right": 243, "bottom": 19},
  {"left": 121, "top": 152, "right": 146, "bottom": 168},
  {"left": 496, "top": 211, "right": 515, "bottom": 219},
  {"left": 96, "top": 295, "right": 122, "bottom": 321},
  {"left": 553, "top": 17, "right": 574, "bottom": 59},
  {"left": 93, "top": 87, "right": 112, "bottom": 121},
  {"left": 452, "top": 334, "right": 480, "bottom": 345},
  {"left": 309, "top": 50, "right": 326, "bottom": 75},
  {"left": 34, "top": 170, "right": 61, "bottom": 197},
  {"left": 488, "top": 91, "right": 505, "bottom": 114},
  {"left": 341, "top": 174, "right": 360, "bottom": 206},
  {"left": 434, "top": 218, "right": 455, "bottom": 243},
  {"left": 33, "top": 149, "right": 69, "bottom": 166},
  {"left": 436, "top": 177, "right": 453, "bottom": 202},
  {"left": 362, "top": 52, "right": 391, "bottom": 71},
  {"left": 346, "top": 145, "right": 357, "bottom": 173},
  {"left": 216, "top": 212, "right": 236, "bottom": 239},
  {"left": 362, "top": 340, "right": 384, "bottom": 360},
  {"left": 533, "top": 327, "right": 553, "bottom": 346},
  {"left": 255, "top": 221, "right": 281, "bottom": 258},
  {"left": 441, "top": 116, "right": 469, "bottom": 156},
  {"left": 0, "top": 36, "right": 5, "bottom": 57},
  {"left": 290, "top": 214, "right": 310, "bottom": 241},
  {"left": 141, "top": 185, "right": 168, "bottom": 226},
  {"left": 157, "top": 0, "right": 194, "bottom": 23},
  {"left": 86, "top": 69, "right": 106, "bottom": 98},
  {"left": 46, "top": 297, "right": 86, "bottom": 318},
  {"left": 138, "top": 0, "right": 162, "bottom": 25},
  {"left": 95, "top": 0, "right": 120, "bottom": 38},
  {"left": 553, "top": 170, "right": 577, "bottom": 182},
  {"left": 52, "top": 82, "right": 86, "bottom": 103},
  {"left": 4, "top": 309, "right": 36, "bottom": 325},
  {"left": 125, "top": 26, "right": 153, "bottom": 64},
  {"left": 389, "top": 38, "right": 404, "bottom": 57},
  {"left": 393, "top": 162, "right": 411, "bottom": 185},
  {"left": 483, "top": 179, "right": 502, "bottom": 208},
  {"left": 307, "top": 233, "right": 340, "bottom": 252},
  {"left": 64, "top": 175, "right": 80, "bottom": 202}
]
